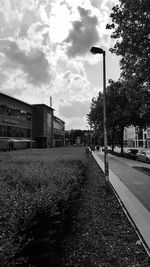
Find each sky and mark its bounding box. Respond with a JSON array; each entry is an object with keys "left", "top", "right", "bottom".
[{"left": 0, "top": 0, "right": 121, "bottom": 130}]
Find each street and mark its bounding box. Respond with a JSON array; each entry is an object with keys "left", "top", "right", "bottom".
[{"left": 96, "top": 151, "right": 150, "bottom": 212}]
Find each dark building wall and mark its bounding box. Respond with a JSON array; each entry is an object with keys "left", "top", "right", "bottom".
[
  {"left": 32, "top": 105, "right": 44, "bottom": 136},
  {"left": 33, "top": 104, "right": 54, "bottom": 148}
]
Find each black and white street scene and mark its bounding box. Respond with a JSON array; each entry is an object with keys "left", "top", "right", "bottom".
[{"left": 0, "top": 0, "right": 150, "bottom": 266}]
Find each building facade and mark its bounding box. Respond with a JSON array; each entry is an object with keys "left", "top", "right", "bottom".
[
  {"left": 124, "top": 125, "right": 150, "bottom": 148},
  {"left": 0, "top": 93, "right": 33, "bottom": 150},
  {"left": 53, "top": 116, "right": 65, "bottom": 147},
  {"left": 32, "top": 104, "right": 54, "bottom": 148},
  {"left": 0, "top": 92, "right": 65, "bottom": 150}
]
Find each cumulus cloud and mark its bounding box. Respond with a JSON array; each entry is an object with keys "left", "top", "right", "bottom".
[
  {"left": 19, "top": 10, "right": 41, "bottom": 37},
  {"left": 64, "top": 6, "right": 99, "bottom": 57},
  {"left": 0, "top": 72, "right": 7, "bottom": 85},
  {"left": 0, "top": 0, "right": 120, "bottom": 130},
  {"left": 59, "top": 100, "right": 90, "bottom": 118},
  {"left": 0, "top": 39, "right": 50, "bottom": 85}
]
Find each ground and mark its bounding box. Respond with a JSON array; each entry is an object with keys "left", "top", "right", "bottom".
[
  {"left": 0, "top": 147, "right": 150, "bottom": 266},
  {"left": 60, "top": 152, "right": 150, "bottom": 266}
]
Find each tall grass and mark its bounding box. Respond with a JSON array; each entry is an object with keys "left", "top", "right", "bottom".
[{"left": 0, "top": 147, "right": 87, "bottom": 266}]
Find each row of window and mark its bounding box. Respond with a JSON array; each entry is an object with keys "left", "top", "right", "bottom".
[
  {"left": 54, "top": 133, "right": 65, "bottom": 140},
  {"left": 54, "top": 128, "right": 65, "bottom": 135},
  {"left": 0, "top": 104, "right": 32, "bottom": 121},
  {"left": 0, "top": 125, "right": 31, "bottom": 138}
]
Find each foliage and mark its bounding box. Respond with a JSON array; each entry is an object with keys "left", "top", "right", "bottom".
[
  {"left": 106, "top": 0, "right": 150, "bottom": 86},
  {"left": 0, "top": 147, "right": 87, "bottom": 266},
  {"left": 88, "top": 80, "right": 131, "bottom": 150},
  {"left": 87, "top": 93, "right": 104, "bottom": 145},
  {"left": 67, "top": 130, "right": 87, "bottom": 145},
  {"left": 88, "top": 79, "right": 150, "bottom": 151}
]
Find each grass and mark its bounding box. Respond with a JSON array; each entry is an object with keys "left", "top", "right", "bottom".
[
  {"left": 0, "top": 147, "right": 87, "bottom": 266},
  {"left": 1, "top": 147, "right": 149, "bottom": 266}
]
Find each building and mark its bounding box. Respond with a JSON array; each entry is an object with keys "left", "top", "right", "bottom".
[
  {"left": 53, "top": 116, "right": 65, "bottom": 147},
  {"left": 124, "top": 125, "right": 150, "bottom": 148},
  {"left": 32, "top": 104, "right": 54, "bottom": 148},
  {"left": 0, "top": 92, "right": 33, "bottom": 150},
  {"left": 0, "top": 92, "right": 65, "bottom": 150}
]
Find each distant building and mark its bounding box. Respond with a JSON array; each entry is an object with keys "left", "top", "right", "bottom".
[
  {"left": 0, "top": 92, "right": 65, "bottom": 150},
  {"left": 53, "top": 116, "right": 65, "bottom": 147},
  {"left": 124, "top": 125, "right": 150, "bottom": 148}
]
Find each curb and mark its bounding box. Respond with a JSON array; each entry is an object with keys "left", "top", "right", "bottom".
[{"left": 92, "top": 151, "right": 150, "bottom": 258}]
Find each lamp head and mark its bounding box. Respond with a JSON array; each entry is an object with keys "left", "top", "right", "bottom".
[{"left": 90, "top": 46, "right": 104, "bottom": 54}]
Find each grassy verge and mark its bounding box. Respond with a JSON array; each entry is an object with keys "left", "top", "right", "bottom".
[{"left": 0, "top": 147, "right": 87, "bottom": 266}]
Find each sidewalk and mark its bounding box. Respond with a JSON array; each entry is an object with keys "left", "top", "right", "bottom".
[{"left": 92, "top": 151, "right": 150, "bottom": 257}]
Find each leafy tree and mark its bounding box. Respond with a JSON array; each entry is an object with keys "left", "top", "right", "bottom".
[
  {"left": 87, "top": 93, "right": 104, "bottom": 146},
  {"left": 88, "top": 80, "right": 131, "bottom": 152},
  {"left": 106, "top": 0, "right": 150, "bottom": 86},
  {"left": 87, "top": 80, "right": 150, "bottom": 152}
]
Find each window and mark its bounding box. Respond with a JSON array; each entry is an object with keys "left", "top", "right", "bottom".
[
  {"left": 20, "top": 111, "right": 26, "bottom": 121},
  {"left": 147, "top": 129, "right": 150, "bottom": 138},
  {"left": 0, "top": 125, "right": 7, "bottom": 136},
  {"left": 26, "top": 112, "right": 32, "bottom": 121},
  {"left": 0, "top": 105, "right": 6, "bottom": 115}
]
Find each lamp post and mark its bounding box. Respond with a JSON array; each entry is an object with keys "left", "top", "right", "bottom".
[{"left": 90, "top": 46, "right": 109, "bottom": 185}]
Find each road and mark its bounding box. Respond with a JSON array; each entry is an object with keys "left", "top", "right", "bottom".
[{"left": 96, "top": 151, "right": 150, "bottom": 212}]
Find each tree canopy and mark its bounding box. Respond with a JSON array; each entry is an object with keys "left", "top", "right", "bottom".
[
  {"left": 106, "top": 0, "right": 150, "bottom": 86},
  {"left": 87, "top": 79, "right": 150, "bottom": 151}
]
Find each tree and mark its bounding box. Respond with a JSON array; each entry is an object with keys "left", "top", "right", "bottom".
[
  {"left": 106, "top": 80, "right": 133, "bottom": 153},
  {"left": 106, "top": 0, "right": 150, "bottom": 86},
  {"left": 88, "top": 80, "right": 131, "bottom": 152},
  {"left": 87, "top": 80, "right": 150, "bottom": 153},
  {"left": 87, "top": 92, "right": 104, "bottom": 146}
]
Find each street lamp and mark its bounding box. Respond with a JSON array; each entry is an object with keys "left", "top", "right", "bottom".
[{"left": 90, "top": 46, "right": 109, "bottom": 185}]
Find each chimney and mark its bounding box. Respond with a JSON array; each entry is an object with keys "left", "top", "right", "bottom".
[{"left": 50, "top": 96, "right": 52, "bottom": 107}]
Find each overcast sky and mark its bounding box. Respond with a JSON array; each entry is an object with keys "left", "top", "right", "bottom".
[{"left": 0, "top": 0, "right": 120, "bottom": 130}]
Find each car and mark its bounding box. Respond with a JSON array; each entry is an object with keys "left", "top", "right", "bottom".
[
  {"left": 125, "top": 148, "right": 139, "bottom": 160},
  {"left": 136, "top": 150, "right": 150, "bottom": 163}
]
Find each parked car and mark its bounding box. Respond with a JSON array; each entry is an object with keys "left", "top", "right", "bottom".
[
  {"left": 136, "top": 150, "right": 150, "bottom": 163},
  {"left": 125, "top": 148, "right": 139, "bottom": 160}
]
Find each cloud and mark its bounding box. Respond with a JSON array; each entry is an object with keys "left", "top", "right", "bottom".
[
  {"left": 19, "top": 10, "right": 41, "bottom": 37},
  {"left": 65, "top": 116, "right": 88, "bottom": 130},
  {"left": 64, "top": 6, "right": 99, "bottom": 57},
  {"left": 0, "top": 0, "right": 43, "bottom": 39},
  {"left": 0, "top": 72, "right": 7, "bottom": 85},
  {"left": 59, "top": 100, "right": 90, "bottom": 118},
  {"left": 0, "top": 39, "right": 50, "bottom": 85}
]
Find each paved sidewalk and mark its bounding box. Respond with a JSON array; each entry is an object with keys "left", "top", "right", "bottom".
[{"left": 92, "top": 151, "right": 150, "bottom": 257}]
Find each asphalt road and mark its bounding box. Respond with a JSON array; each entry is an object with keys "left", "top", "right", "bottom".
[{"left": 96, "top": 151, "right": 150, "bottom": 212}]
